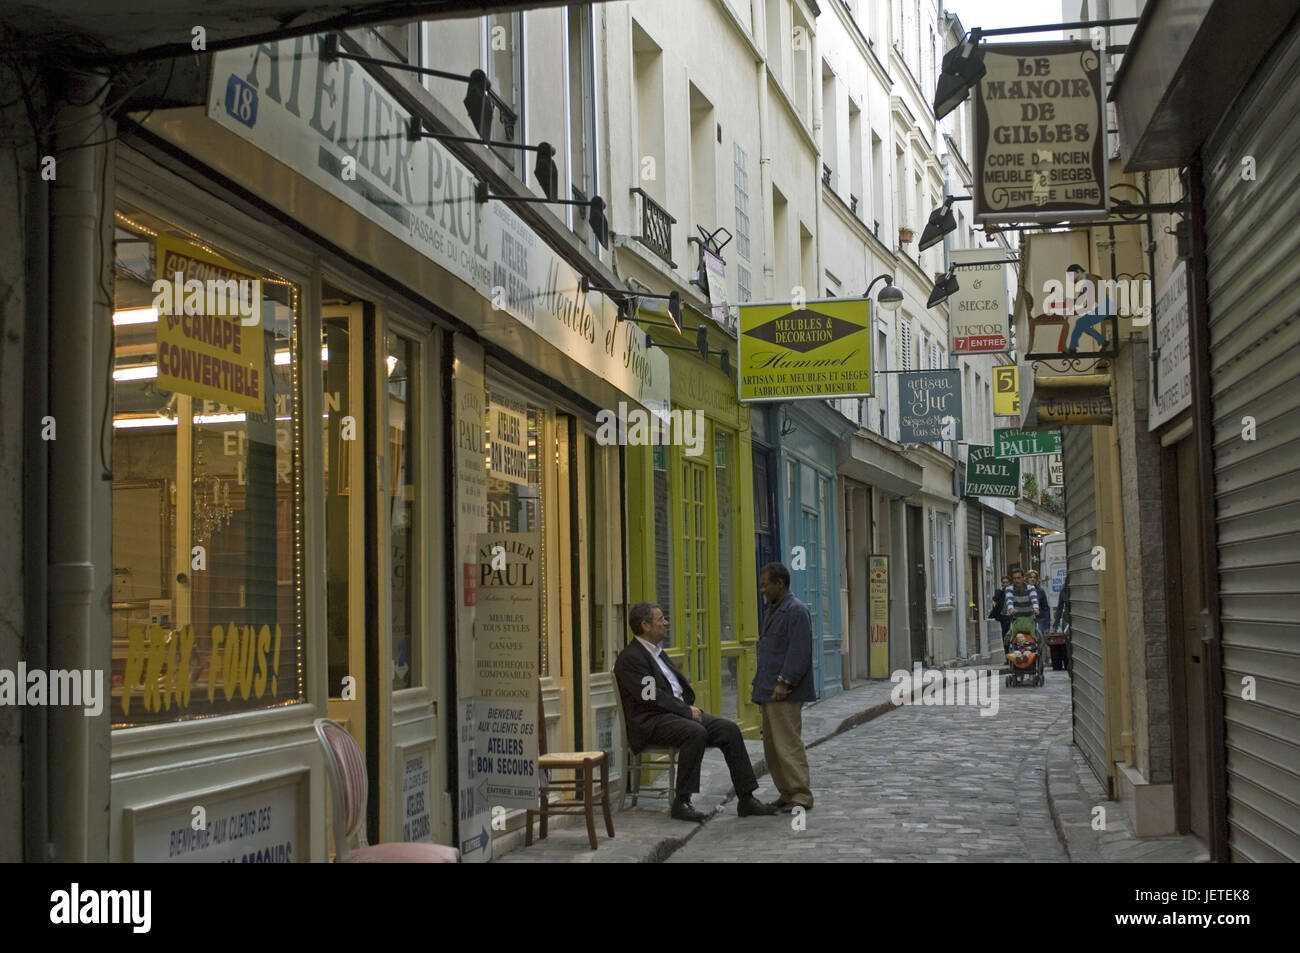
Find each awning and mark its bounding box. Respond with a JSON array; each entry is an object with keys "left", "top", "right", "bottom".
[
  {"left": 1111, "top": 0, "right": 1300, "bottom": 171},
  {"left": 837, "top": 430, "right": 924, "bottom": 499}
]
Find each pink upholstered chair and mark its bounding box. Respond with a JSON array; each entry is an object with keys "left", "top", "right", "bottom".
[{"left": 314, "top": 718, "right": 459, "bottom": 863}]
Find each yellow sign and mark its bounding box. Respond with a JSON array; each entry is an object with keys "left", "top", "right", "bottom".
[
  {"left": 993, "top": 365, "right": 1020, "bottom": 416},
  {"left": 154, "top": 235, "right": 266, "bottom": 414},
  {"left": 738, "top": 300, "right": 872, "bottom": 401}
]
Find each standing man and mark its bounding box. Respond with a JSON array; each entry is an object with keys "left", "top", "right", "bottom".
[
  {"left": 1027, "top": 570, "right": 1051, "bottom": 642},
  {"left": 753, "top": 562, "right": 815, "bottom": 813},
  {"left": 989, "top": 574, "right": 1011, "bottom": 652},
  {"left": 614, "top": 603, "right": 777, "bottom": 821}
]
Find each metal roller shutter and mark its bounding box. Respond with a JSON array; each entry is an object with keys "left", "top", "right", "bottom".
[
  {"left": 1063, "top": 425, "right": 1107, "bottom": 789},
  {"left": 1201, "top": 19, "right": 1300, "bottom": 863}
]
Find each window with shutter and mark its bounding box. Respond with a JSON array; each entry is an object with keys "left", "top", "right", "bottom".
[{"left": 900, "top": 320, "right": 912, "bottom": 371}]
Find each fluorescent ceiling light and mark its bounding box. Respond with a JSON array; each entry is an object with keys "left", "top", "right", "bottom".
[
  {"left": 113, "top": 307, "right": 159, "bottom": 326},
  {"left": 113, "top": 365, "right": 159, "bottom": 382}
]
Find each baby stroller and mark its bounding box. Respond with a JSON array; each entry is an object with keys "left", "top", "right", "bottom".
[{"left": 1004, "top": 622, "right": 1045, "bottom": 688}]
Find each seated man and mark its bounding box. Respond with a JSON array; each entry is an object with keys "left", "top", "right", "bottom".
[{"left": 614, "top": 602, "right": 776, "bottom": 822}]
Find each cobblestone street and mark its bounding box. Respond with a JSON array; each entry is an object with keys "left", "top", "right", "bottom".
[{"left": 669, "top": 668, "right": 1072, "bottom": 863}]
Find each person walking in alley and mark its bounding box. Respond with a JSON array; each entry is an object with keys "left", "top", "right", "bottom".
[
  {"left": 1003, "top": 567, "right": 1039, "bottom": 642},
  {"left": 753, "top": 562, "right": 816, "bottom": 813},
  {"left": 989, "top": 574, "right": 1011, "bottom": 652},
  {"left": 1026, "top": 570, "right": 1051, "bottom": 643},
  {"left": 614, "top": 603, "right": 777, "bottom": 822},
  {"left": 1050, "top": 583, "right": 1071, "bottom": 671}
]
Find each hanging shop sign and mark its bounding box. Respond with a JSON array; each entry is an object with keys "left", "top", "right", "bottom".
[
  {"left": 965, "top": 445, "right": 1021, "bottom": 498},
  {"left": 1014, "top": 230, "right": 1118, "bottom": 362},
  {"left": 738, "top": 299, "right": 872, "bottom": 402},
  {"left": 974, "top": 40, "right": 1108, "bottom": 222},
  {"left": 950, "top": 248, "right": 1010, "bottom": 352},
  {"left": 488, "top": 395, "right": 529, "bottom": 486},
  {"left": 700, "top": 247, "right": 734, "bottom": 332},
  {"left": 869, "top": 555, "right": 889, "bottom": 679},
  {"left": 154, "top": 235, "right": 267, "bottom": 414},
  {"left": 1148, "top": 260, "right": 1192, "bottom": 430},
  {"left": 207, "top": 40, "right": 669, "bottom": 415},
  {"left": 994, "top": 427, "right": 1062, "bottom": 457},
  {"left": 993, "top": 365, "right": 1020, "bottom": 416},
  {"left": 898, "top": 370, "right": 963, "bottom": 442},
  {"left": 1048, "top": 452, "right": 1064, "bottom": 487},
  {"left": 473, "top": 532, "right": 541, "bottom": 813},
  {"left": 1037, "top": 391, "right": 1114, "bottom": 425}
]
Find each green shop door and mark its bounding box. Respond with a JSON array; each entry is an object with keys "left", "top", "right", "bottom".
[{"left": 675, "top": 457, "right": 711, "bottom": 712}]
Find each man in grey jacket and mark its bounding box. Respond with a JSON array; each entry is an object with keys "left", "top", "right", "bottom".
[{"left": 753, "top": 562, "right": 816, "bottom": 812}]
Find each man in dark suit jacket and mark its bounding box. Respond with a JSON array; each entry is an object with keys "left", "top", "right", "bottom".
[
  {"left": 614, "top": 602, "right": 776, "bottom": 822},
  {"left": 753, "top": 562, "right": 815, "bottom": 812}
]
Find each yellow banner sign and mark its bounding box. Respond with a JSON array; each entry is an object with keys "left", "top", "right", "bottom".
[
  {"left": 738, "top": 300, "right": 872, "bottom": 401},
  {"left": 993, "top": 365, "right": 1020, "bottom": 416},
  {"left": 154, "top": 235, "right": 266, "bottom": 413}
]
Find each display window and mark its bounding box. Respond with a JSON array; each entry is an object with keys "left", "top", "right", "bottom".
[{"left": 110, "top": 201, "right": 305, "bottom": 727}]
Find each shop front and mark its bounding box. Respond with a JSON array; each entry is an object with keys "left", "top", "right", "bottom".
[
  {"left": 98, "top": 29, "right": 668, "bottom": 861},
  {"left": 627, "top": 342, "right": 759, "bottom": 734}
]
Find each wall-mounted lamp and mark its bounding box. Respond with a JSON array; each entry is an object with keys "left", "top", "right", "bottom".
[{"left": 865, "top": 273, "right": 904, "bottom": 311}]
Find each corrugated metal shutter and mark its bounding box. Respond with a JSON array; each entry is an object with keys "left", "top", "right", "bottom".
[
  {"left": 1201, "top": 20, "right": 1300, "bottom": 863},
  {"left": 967, "top": 506, "right": 982, "bottom": 558},
  {"left": 1063, "top": 425, "right": 1107, "bottom": 789}
]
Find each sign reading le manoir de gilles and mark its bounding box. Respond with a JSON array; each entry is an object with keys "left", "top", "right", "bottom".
[
  {"left": 974, "top": 41, "right": 1107, "bottom": 222},
  {"left": 738, "top": 300, "right": 871, "bottom": 402}
]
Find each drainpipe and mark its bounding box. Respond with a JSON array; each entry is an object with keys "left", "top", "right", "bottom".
[
  {"left": 811, "top": 26, "right": 823, "bottom": 302},
  {"left": 47, "top": 68, "right": 112, "bottom": 862},
  {"left": 756, "top": 2, "right": 774, "bottom": 300},
  {"left": 23, "top": 120, "right": 50, "bottom": 864}
]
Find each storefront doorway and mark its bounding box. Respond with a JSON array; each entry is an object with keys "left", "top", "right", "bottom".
[{"left": 323, "top": 286, "right": 448, "bottom": 847}]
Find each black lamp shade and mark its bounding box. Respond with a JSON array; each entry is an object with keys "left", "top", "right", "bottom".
[
  {"left": 645, "top": 333, "right": 655, "bottom": 350},
  {"left": 533, "top": 142, "right": 558, "bottom": 202},
  {"left": 934, "top": 31, "right": 985, "bottom": 120},
  {"left": 696, "top": 325, "right": 709, "bottom": 360},
  {"left": 464, "top": 69, "right": 494, "bottom": 142},
  {"left": 927, "top": 270, "right": 960, "bottom": 308},
  {"left": 720, "top": 349, "right": 732, "bottom": 380},
  {"left": 919, "top": 202, "right": 957, "bottom": 252},
  {"left": 668, "top": 292, "right": 682, "bottom": 333},
  {"left": 589, "top": 196, "right": 610, "bottom": 249},
  {"left": 321, "top": 33, "right": 340, "bottom": 62}
]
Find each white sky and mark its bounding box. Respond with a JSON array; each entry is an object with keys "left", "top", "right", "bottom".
[{"left": 943, "top": 0, "right": 1066, "bottom": 42}]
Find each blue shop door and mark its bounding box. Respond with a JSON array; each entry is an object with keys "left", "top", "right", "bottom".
[
  {"left": 753, "top": 449, "right": 781, "bottom": 620},
  {"left": 798, "top": 507, "right": 825, "bottom": 697}
]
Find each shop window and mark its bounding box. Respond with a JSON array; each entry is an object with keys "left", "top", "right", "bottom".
[
  {"left": 818, "top": 477, "right": 831, "bottom": 635},
  {"left": 110, "top": 203, "right": 304, "bottom": 727},
  {"left": 387, "top": 333, "right": 419, "bottom": 690},
  {"left": 682, "top": 459, "right": 709, "bottom": 687},
  {"left": 714, "top": 430, "right": 734, "bottom": 644},
  {"left": 585, "top": 435, "right": 606, "bottom": 675},
  {"left": 932, "top": 511, "right": 954, "bottom": 607},
  {"left": 484, "top": 11, "right": 524, "bottom": 174}
]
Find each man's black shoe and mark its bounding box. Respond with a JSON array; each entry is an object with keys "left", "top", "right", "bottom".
[
  {"left": 670, "top": 800, "right": 708, "bottom": 823},
  {"left": 737, "top": 795, "right": 778, "bottom": 817}
]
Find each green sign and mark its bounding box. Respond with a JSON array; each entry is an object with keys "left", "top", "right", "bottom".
[
  {"left": 965, "top": 445, "right": 1020, "bottom": 498},
  {"left": 738, "top": 299, "right": 872, "bottom": 402},
  {"left": 993, "top": 427, "right": 1062, "bottom": 457}
]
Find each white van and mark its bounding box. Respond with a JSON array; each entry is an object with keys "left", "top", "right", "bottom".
[{"left": 1040, "top": 533, "right": 1067, "bottom": 618}]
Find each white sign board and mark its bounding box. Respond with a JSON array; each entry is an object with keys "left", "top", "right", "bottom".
[
  {"left": 1048, "top": 452, "right": 1063, "bottom": 486},
  {"left": 402, "top": 750, "right": 434, "bottom": 843},
  {"left": 1148, "top": 261, "right": 1192, "bottom": 430},
  {"left": 488, "top": 396, "right": 529, "bottom": 486},
  {"left": 208, "top": 39, "right": 669, "bottom": 414},
  {"left": 949, "top": 248, "right": 1010, "bottom": 353},
  {"left": 132, "top": 777, "right": 300, "bottom": 862}
]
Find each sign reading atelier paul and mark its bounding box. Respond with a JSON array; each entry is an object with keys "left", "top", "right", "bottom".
[
  {"left": 965, "top": 445, "right": 1020, "bottom": 498},
  {"left": 473, "top": 533, "right": 540, "bottom": 812},
  {"left": 898, "top": 371, "right": 963, "bottom": 442},
  {"left": 738, "top": 300, "right": 872, "bottom": 402},
  {"left": 993, "top": 427, "right": 1062, "bottom": 457},
  {"left": 973, "top": 41, "right": 1107, "bottom": 222}
]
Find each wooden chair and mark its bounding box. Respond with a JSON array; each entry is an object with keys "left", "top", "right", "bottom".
[
  {"left": 314, "top": 718, "right": 459, "bottom": 863},
  {"left": 524, "top": 692, "right": 615, "bottom": 850},
  {"left": 626, "top": 745, "right": 678, "bottom": 806}
]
